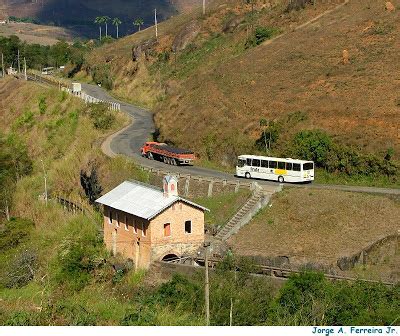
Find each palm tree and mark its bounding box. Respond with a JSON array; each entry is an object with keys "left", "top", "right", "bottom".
[
  {"left": 133, "top": 18, "right": 144, "bottom": 32},
  {"left": 112, "top": 17, "right": 122, "bottom": 38},
  {"left": 103, "top": 16, "right": 111, "bottom": 37},
  {"left": 94, "top": 16, "right": 105, "bottom": 40}
]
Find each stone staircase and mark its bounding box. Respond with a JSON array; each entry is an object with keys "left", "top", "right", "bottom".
[{"left": 215, "top": 185, "right": 280, "bottom": 241}]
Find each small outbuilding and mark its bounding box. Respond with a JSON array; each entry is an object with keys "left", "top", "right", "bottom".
[{"left": 96, "top": 176, "right": 208, "bottom": 269}]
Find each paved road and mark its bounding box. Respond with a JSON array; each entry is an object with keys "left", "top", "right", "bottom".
[{"left": 82, "top": 83, "right": 400, "bottom": 196}]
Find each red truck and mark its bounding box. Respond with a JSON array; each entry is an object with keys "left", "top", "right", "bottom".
[{"left": 141, "top": 142, "right": 196, "bottom": 166}]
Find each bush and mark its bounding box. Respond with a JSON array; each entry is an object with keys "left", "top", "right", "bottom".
[
  {"left": 54, "top": 218, "right": 105, "bottom": 291},
  {"left": 91, "top": 65, "right": 113, "bottom": 90},
  {"left": 291, "top": 130, "right": 332, "bottom": 166},
  {"left": 246, "top": 27, "right": 280, "bottom": 48},
  {"left": 80, "top": 160, "right": 103, "bottom": 206},
  {"left": 85, "top": 103, "right": 115, "bottom": 130},
  {"left": 4, "top": 249, "right": 37, "bottom": 288},
  {"left": 38, "top": 96, "right": 47, "bottom": 115},
  {"left": 0, "top": 218, "right": 35, "bottom": 251}
]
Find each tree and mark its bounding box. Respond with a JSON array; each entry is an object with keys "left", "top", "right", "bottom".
[
  {"left": 80, "top": 160, "right": 103, "bottom": 207},
  {"left": 112, "top": 17, "right": 122, "bottom": 38},
  {"left": 94, "top": 16, "right": 105, "bottom": 40},
  {"left": 259, "top": 118, "right": 268, "bottom": 152},
  {"left": 103, "top": 16, "right": 111, "bottom": 37},
  {"left": 133, "top": 18, "right": 144, "bottom": 32}
]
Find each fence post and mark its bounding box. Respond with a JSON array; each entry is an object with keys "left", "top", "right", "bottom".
[{"left": 207, "top": 181, "right": 214, "bottom": 197}]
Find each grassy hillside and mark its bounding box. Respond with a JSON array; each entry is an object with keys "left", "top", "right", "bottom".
[
  {"left": 229, "top": 188, "right": 400, "bottom": 281},
  {"left": 81, "top": 0, "right": 399, "bottom": 185},
  {"left": 0, "top": 77, "right": 399, "bottom": 326}
]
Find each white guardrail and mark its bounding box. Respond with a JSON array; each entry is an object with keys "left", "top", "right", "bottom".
[{"left": 61, "top": 87, "right": 121, "bottom": 112}]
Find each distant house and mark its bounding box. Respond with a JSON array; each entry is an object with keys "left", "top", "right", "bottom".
[{"left": 96, "top": 176, "right": 208, "bottom": 269}]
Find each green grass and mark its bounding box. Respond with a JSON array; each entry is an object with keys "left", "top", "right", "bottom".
[
  {"left": 195, "top": 189, "right": 251, "bottom": 229},
  {"left": 314, "top": 168, "right": 400, "bottom": 188}
]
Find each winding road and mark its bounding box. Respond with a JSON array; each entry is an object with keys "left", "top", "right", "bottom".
[{"left": 81, "top": 83, "right": 400, "bottom": 196}]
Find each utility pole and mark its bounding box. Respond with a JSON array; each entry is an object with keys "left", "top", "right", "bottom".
[
  {"left": 17, "top": 49, "right": 21, "bottom": 74},
  {"left": 1, "top": 53, "right": 4, "bottom": 77},
  {"left": 204, "top": 242, "right": 211, "bottom": 326},
  {"left": 203, "top": 0, "right": 206, "bottom": 15},
  {"left": 41, "top": 159, "right": 48, "bottom": 206},
  {"left": 230, "top": 297, "right": 233, "bottom": 326},
  {"left": 154, "top": 8, "right": 158, "bottom": 38},
  {"left": 24, "top": 57, "right": 27, "bottom": 80},
  {"left": 5, "top": 200, "right": 10, "bottom": 221}
]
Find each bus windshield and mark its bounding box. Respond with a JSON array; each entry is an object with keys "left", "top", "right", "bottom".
[
  {"left": 237, "top": 159, "right": 246, "bottom": 167},
  {"left": 303, "top": 162, "right": 314, "bottom": 170}
]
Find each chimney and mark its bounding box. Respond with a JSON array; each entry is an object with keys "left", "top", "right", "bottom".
[{"left": 163, "top": 175, "right": 178, "bottom": 197}]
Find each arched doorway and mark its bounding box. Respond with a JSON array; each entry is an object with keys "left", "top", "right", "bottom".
[{"left": 161, "top": 254, "right": 180, "bottom": 262}]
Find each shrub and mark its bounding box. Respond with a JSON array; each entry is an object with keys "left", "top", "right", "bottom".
[
  {"left": 80, "top": 160, "right": 103, "bottom": 206},
  {"left": 4, "top": 311, "right": 40, "bottom": 326},
  {"left": 38, "top": 95, "right": 47, "bottom": 115},
  {"left": 246, "top": 27, "right": 280, "bottom": 48},
  {"left": 291, "top": 130, "right": 332, "bottom": 166},
  {"left": 86, "top": 103, "right": 115, "bottom": 130},
  {"left": 256, "top": 120, "right": 280, "bottom": 152},
  {"left": 285, "top": 0, "right": 313, "bottom": 12},
  {"left": 91, "top": 65, "right": 113, "bottom": 90},
  {"left": 4, "top": 249, "right": 37, "bottom": 288},
  {"left": 14, "top": 110, "right": 35, "bottom": 128},
  {"left": 54, "top": 218, "right": 105, "bottom": 291},
  {"left": 0, "top": 218, "right": 35, "bottom": 251}
]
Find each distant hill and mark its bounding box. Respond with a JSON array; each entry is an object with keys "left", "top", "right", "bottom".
[
  {"left": 0, "top": 0, "right": 200, "bottom": 38},
  {"left": 84, "top": 0, "right": 400, "bottom": 169}
]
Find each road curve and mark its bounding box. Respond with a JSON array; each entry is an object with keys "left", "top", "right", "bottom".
[{"left": 82, "top": 83, "right": 400, "bottom": 196}]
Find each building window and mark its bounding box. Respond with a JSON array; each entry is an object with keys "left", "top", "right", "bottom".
[
  {"left": 164, "top": 223, "right": 171, "bottom": 237},
  {"left": 116, "top": 213, "right": 120, "bottom": 227},
  {"left": 185, "top": 220, "right": 192, "bottom": 234},
  {"left": 108, "top": 210, "right": 113, "bottom": 224},
  {"left": 141, "top": 222, "right": 146, "bottom": 237},
  {"left": 124, "top": 215, "right": 129, "bottom": 231}
]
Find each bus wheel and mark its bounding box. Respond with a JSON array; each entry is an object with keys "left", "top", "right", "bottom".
[
  {"left": 245, "top": 172, "right": 251, "bottom": 179},
  {"left": 172, "top": 158, "right": 177, "bottom": 165},
  {"left": 147, "top": 152, "right": 153, "bottom": 160},
  {"left": 278, "top": 176, "right": 284, "bottom": 183}
]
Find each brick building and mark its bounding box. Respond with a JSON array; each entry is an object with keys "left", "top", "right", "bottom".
[{"left": 96, "top": 176, "right": 208, "bottom": 269}]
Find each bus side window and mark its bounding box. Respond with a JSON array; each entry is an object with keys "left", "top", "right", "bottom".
[
  {"left": 278, "top": 162, "right": 285, "bottom": 170},
  {"left": 269, "top": 161, "right": 277, "bottom": 169},
  {"left": 246, "top": 159, "right": 252, "bottom": 166},
  {"left": 286, "top": 162, "right": 293, "bottom": 170},
  {"left": 252, "top": 159, "right": 261, "bottom": 167},
  {"left": 261, "top": 160, "right": 268, "bottom": 168},
  {"left": 293, "top": 163, "right": 301, "bottom": 172}
]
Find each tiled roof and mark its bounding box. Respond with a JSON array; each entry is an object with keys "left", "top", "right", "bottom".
[{"left": 96, "top": 180, "right": 208, "bottom": 220}]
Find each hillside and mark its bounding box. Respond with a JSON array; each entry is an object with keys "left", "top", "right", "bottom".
[
  {"left": 229, "top": 188, "right": 400, "bottom": 282},
  {"left": 81, "top": 0, "right": 400, "bottom": 181},
  {"left": 0, "top": 78, "right": 399, "bottom": 326},
  {"left": 0, "top": 0, "right": 200, "bottom": 38},
  {"left": 0, "top": 22, "right": 77, "bottom": 45}
]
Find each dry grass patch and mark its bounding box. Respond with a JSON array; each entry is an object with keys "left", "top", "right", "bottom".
[{"left": 229, "top": 188, "right": 400, "bottom": 266}]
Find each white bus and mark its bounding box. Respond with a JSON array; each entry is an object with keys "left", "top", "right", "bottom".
[{"left": 236, "top": 155, "right": 314, "bottom": 183}]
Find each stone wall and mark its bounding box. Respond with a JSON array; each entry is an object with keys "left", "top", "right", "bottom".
[
  {"left": 146, "top": 167, "right": 257, "bottom": 199},
  {"left": 337, "top": 233, "right": 399, "bottom": 271}
]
